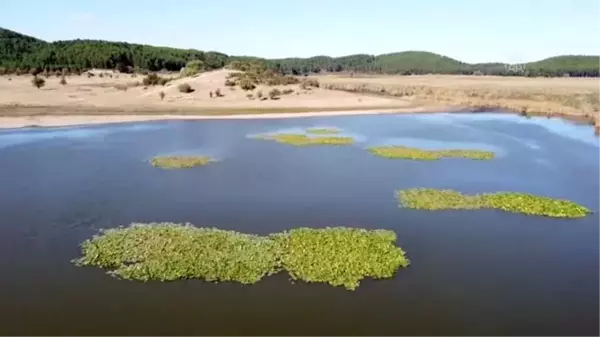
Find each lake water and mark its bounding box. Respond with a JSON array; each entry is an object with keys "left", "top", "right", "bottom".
[{"left": 0, "top": 113, "right": 598, "bottom": 336}]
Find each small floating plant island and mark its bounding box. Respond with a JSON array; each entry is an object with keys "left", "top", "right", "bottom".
[
  {"left": 73, "top": 223, "right": 409, "bottom": 290},
  {"left": 252, "top": 133, "right": 355, "bottom": 146},
  {"left": 396, "top": 188, "right": 591, "bottom": 218},
  {"left": 305, "top": 127, "right": 341, "bottom": 135},
  {"left": 368, "top": 146, "right": 495, "bottom": 160},
  {"left": 150, "top": 155, "right": 215, "bottom": 169}
]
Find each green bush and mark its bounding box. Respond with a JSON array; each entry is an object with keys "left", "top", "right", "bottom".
[
  {"left": 31, "top": 76, "right": 45, "bottom": 89},
  {"left": 269, "top": 88, "right": 282, "bottom": 99},
  {"left": 143, "top": 73, "right": 170, "bottom": 86},
  {"left": 178, "top": 83, "right": 194, "bottom": 93},
  {"left": 239, "top": 78, "right": 256, "bottom": 91}
]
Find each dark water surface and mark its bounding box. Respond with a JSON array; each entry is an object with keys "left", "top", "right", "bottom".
[{"left": 0, "top": 113, "right": 598, "bottom": 336}]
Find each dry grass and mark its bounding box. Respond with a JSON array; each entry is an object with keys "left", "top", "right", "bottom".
[{"left": 314, "top": 74, "right": 600, "bottom": 124}]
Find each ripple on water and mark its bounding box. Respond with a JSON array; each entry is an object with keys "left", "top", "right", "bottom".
[
  {"left": 430, "top": 112, "right": 599, "bottom": 147},
  {"left": 0, "top": 122, "right": 167, "bottom": 149}
]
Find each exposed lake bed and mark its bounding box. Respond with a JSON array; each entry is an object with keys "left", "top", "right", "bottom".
[{"left": 0, "top": 112, "right": 597, "bottom": 335}]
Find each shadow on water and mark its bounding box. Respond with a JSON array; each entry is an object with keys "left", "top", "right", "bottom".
[{"left": 0, "top": 113, "right": 597, "bottom": 335}]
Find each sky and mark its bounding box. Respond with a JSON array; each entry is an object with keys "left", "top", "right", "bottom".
[{"left": 1, "top": 0, "right": 599, "bottom": 63}]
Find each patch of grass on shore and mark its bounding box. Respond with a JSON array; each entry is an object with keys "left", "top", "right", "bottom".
[
  {"left": 369, "top": 146, "right": 494, "bottom": 160},
  {"left": 396, "top": 188, "right": 591, "bottom": 218},
  {"left": 252, "top": 133, "right": 354, "bottom": 146},
  {"left": 273, "top": 227, "right": 409, "bottom": 290},
  {"left": 73, "top": 223, "right": 410, "bottom": 290},
  {"left": 150, "top": 156, "right": 214, "bottom": 169},
  {"left": 306, "top": 127, "right": 340, "bottom": 135}
]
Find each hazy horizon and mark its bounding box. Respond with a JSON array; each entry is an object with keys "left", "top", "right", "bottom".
[{"left": 2, "top": 0, "right": 599, "bottom": 63}]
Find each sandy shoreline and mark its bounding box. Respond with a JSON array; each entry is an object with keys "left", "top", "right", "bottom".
[{"left": 0, "top": 106, "right": 457, "bottom": 129}]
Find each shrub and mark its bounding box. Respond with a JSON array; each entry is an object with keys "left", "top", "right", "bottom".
[
  {"left": 239, "top": 78, "right": 256, "bottom": 91},
  {"left": 159, "top": 91, "right": 165, "bottom": 100},
  {"left": 143, "top": 73, "right": 160, "bottom": 86},
  {"left": 184, "top": 60, "right": 204, "bottom": 76},
  {"left": 246, "top": 93, "right": 254, "bottom": 100},
  {"left": 178, "top": 83, "right": 194, "bottom": 93},
  {"left": 209, "top": 91, "right": 213, "bottom": 98},
  {"left": 224, "top": 79, "right": 236, "bottom": 86},
  {"left": 60, "top": 76, "right": 67, "bottom": 85},
  {"left": 282, "top": 88, "right": 294, "bottom": 95},
  {"left": 0, "top": 67, "right": 5, "bottom": 75},
  {"left": 269, "top": 88, "right": 281, "bottom": 100},
  {"left": 300, "top": 79, "right": 320, "bottom": 89},
  {"left": 114, "top": 84, "right": 128, "bottom": 91},
  {"left": 215, "top": 88, "right": 223, "bottom": 97},
  {"left": 99, "top": 73, "right": 104, "bottom": 78},
  {"left": 55, "top": 70, "right": 62, "bottom": 77},
  {"left": 256, "top": 90, "right": 263, "bottom": 99},
  {"left": 31, "top": 76, "right": 45, "bottom": 89},
  {"left": 29, "top": 68, "right": 41, "bottom": 76}
]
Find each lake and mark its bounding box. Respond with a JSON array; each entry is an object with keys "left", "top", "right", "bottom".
[{"left": 0, "top": 113, "right": 598, "bottom": 336}]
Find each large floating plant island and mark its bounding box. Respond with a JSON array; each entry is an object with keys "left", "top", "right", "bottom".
[
  {"left": 396, "top": 188, "right": 591, "bottom": 218},
  {"left": 73, "top": 223, "right": 409, "bottom": 290},
  {"left": 368, "top": 146, "right": 495, "bottom": 160}
]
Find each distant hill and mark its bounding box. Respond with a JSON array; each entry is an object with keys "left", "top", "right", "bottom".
[{"left": 0, "top": 27, "right": 598, "bottom": 77}]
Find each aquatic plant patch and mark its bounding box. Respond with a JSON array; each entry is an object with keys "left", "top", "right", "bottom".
[
  {"left": 73, "top": 223, "right": 281, "bottom": 284},
  {"left": 150, "top": 156, "right": 214, "bottom": 169},
  {"left": 74, "top": 223, "right": 410, "bottom": 290},
  {"left": 368, "top": 146, "right": 494, "bottom": 160},
  {"left": 252, "top": 133, "right": 354, "bottom": 146},
  {"left": 396, "top": 188, "right": 591, "bottom": 218},
  {"left": 306, "top": 127, "right": 340, "bottom": 135},
  {"left": 273, "top": 227, "right": 409, "bottom": 290}
]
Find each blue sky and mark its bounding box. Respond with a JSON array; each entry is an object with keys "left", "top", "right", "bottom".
[{"left": 1, "top": 0, "right": 599, "bottom": 63}]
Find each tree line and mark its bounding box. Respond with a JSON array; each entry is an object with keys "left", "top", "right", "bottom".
[{"left": 1, "top": 27, "right": 598, "bottom": 77}]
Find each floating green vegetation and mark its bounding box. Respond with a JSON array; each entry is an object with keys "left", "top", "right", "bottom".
[
  {"left": 368, "top": 146, "right": 494, "bottom": 161},
  {"left": 396, "top": 188, "right": 591, "bottom": 218},
  {"left": 306, "top": 127, "right": 340, "bottom": 135},
  {"left": 252, "top": 133, "right": 354, "bottom": 146},
  {"left": 73, "top": 223, "right": 409, "bottom": 290},
  {"left": 150, "top": 156, "right": 214, "bottom": 169},
  {"left": 73, "top": 223, "right": 281, "bottom": 284},
  {"left": 273, "top": 227, "right": 409, "bottom": 290}
]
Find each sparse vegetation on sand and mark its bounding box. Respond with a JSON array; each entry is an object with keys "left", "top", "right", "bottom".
[
  {"left": 73, "top": 223, "right": 410, "bottom": 290},
  {"left": 252, "top": 133, "right": 354, "bottom": 146},
  {"left": 368, "top": 146, "right": 494, "bottom": 160},
  {"left": 396, "top": 188, "right": 591, "bottom": 218},
  {"left": 225, "top": 61, "right": 300, "bottom": 90},
  {"left": 150, "top": 156, "right": 213, "bottom": 169},
  {"left": 306, "top": 127, "right": 340, "bottom": 135},
  {"left": 316, "top": 75, "right": 600, "bottom": 125}
]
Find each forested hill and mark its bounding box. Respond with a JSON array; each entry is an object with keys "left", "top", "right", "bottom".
[{"left": 1, "top": 27, "right": 598, "bottom": 77}]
